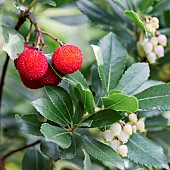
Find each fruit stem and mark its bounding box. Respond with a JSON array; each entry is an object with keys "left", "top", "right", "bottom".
[
  {"left": 25, "top": 22, "right": 33, "bottom": 44},
  {"left": 41, "top": 31, "right": 65, "bottom": 46},
  {"left": 1, "top": 140, "right": 41, "bottom": 161}
]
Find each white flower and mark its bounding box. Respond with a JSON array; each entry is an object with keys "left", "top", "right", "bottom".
[
  {"left": 143, "top": 42, "right": 153, "bottom": 54},
  {"left": 136, "top": 120, "right": 145, "bottom": 132},
  {"left": 124, "top": 124, "right": 132, "bottom": 136},
  {"left": 147, "top": 52, "right": 157, "bottom": 64},
  {"left": 119, "top": 130, "right": 129, "bottom": 144},
  {"left": 118, "top": 145, "right": 128, "bottom": 157},
  {"left": 150, "top": 37, "right": 158, "bottom": 47},
  {"left": 132, "top": 125, "right": 137, "bottom": 133},
  {"left": 111, "top": 123, "right": 122, "bottom": 136},
  {"left": 109, "top": 139, "right": 120, "bottom": 151},
  {"left": 158, "top": 34, "right": 167, "bottom": 46},
  {"left": 128, "top": 113, "right": 137, "bottom": 123},
  {"left": 152, "top": 17, "right": 159, "bottom": 29},
  {"left": 154, "top": 45, "right": 164, "bottom": 58},
  {"left": 152, "top": 17, "right": 159, "bottom": 24},
  {"left": 103, "top": 130, "right": 114, "bottom": 142},
  {"left": 146, "top": 23, "right": 153, "bottom": 33}
]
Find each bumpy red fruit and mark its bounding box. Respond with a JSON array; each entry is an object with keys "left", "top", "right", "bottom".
[
  {"left": 52, "top": 45, "right": 83, "bottom": 74},
  {"left": 21, "top": 76, "right": 44, "bottom": 89},
  {"left": 15, "top": 49, "right": 48, "bottom": 80},
  {"left": 41, "top": 65, "right": 61, "bottom": 85}
]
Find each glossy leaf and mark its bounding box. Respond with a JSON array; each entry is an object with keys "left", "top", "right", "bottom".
[
  {"left": 40, "top": 123, "right": 71, "bottom": 149},
  {"left": 83, "top": 149, "right": 93, "bottom": 170},
  {"left": 45, "top": 86, "right": 73, "bottom": 123},
  {"left": 22, "top": 149, "right": 51, "bottom": 170},
  {"left": 102, "top": 93, "right": 138, "bottom": 112},
  {"left": 15, "top": 113, "right": 42, "bottom": 136},
  {"left": 73, "top": 102, "right": 84, "bottom": 125},
  {"left": 116, "top": 63, "right": 150, "bottom": 94},
  {"left": 99, "top": 32, "right": 127, "bottom": 93},
  {"left": 2, "top": 25, "right": 24, "bottom": 59},
  {"left": 32, "top": 98, "right": 68, "bottom": 126},
  {"left": 81, "top": 136, "right": 124, "bottom": 170},
  {"left": 81, "top": 109, "right": 123, "bottom": 128},
  {"left": 135, "top": 83, "right": 170, "bottom": 111},
  {"left": 127, "top": 133, "right": 169, "bottom": 169}
]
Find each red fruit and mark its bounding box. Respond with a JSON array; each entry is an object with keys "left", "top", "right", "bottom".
[
  {"left": 21, "top": 76, "right": 44, "bottom": 89},
  {"left": 41, "top": 65, "right": 61, "bottom": 85},
  {"left": 52, "top": 45, "right": 83, "bottom": 74},
  {"left": 15, "top": 49, "right": 48, "bottom": 80}
]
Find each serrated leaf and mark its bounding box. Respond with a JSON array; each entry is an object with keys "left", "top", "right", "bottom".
[
  {"left": 45, "top": 86, "right": 73, "bottom": 124},
  {"left": 115, "top": 63, "right": 150, "bottom": 94},
  {"left": 81, "top": 136, "right": 124, "bottom": 170},
  {"left": 83, "top": 149, "right": 93, "bottom": 170},
  {"left": 99, "top": 32, "right": 127, "bottom": 93},
  {"left": 40, "top": 123, "right": 71, "bottom": 149},
  {"left": 40, "top": 140, "right": 60, "bottom": 161},
  {"left": 2, "top": 25, "right": 24, "bottom": 59},
  {"left": 124, "top": 10, "right": 147, "bottom": 34},
  {"left": 127, "top": 133, "right": 169, "bottom": 169},
  {"left": 73, "top": 102, "right": 84, "bottom": 125},
  {"left": 60, "top": 137, "right": 76, "bottom": 160},
  {"left": 135, "top": 83, "right": 170, "bottom": 111},
  {"left": 22, "top": 149, "right": 51, "bottom": 170},
  {"left": 32, "top": 98, "right": 68, "bottom": 126},
  {"left": 15, "top": 114, "right": 42, "bottom": 136},
  {"left": 81, "top": 109, "right": 123, "bottom": 128},
  {"left": 102, "top": 93, "right": 138, "bottom": 112},
  {"left": 63, "top": 71, "right": 95, "bottom": 114}
]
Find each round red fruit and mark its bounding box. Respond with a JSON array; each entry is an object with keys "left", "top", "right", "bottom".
[
  {"left": 15, "top": 49, "right": 48, "bottom": 80},
  {"left": 52, "top": 45, "right": 83, "bottom": 74}
]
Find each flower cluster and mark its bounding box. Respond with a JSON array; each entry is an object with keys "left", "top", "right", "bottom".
[
  {"left": 137, "top": 17, "right": 168, "bottom": 64},
  {"left": 102, "top": 114, "right": 145, "bottom": 157}
]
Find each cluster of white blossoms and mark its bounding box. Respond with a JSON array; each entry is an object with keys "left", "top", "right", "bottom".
[
  {"left": 137, "top": 17, "right": 168, "bottom": 64},
  {"left": 103, "top": 114, "right": 145, "bottom": 157}
]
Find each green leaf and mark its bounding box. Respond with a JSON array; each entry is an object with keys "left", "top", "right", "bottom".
[
  {"left": 81, "top": 109, "right": 123, "bottom": 128},
  {"left": 127, "top": 133, "right": 169, "bottom": 169},
  {"left": 83, "top": 149, "right": 93, "bottom": 170},
  {"left": 32, "top": 98, "right": 68, "bottom": 126},
  {"left": 22, "top": 149, "right": 51, "bottom": 170},
  {"left": 1, "top": 25, "right": 24, "bottom": 60},
  {"left": 60, "top": 137, "right": 76, "bottom": 160},
  {"left": 91, "top": 45, "right": 107, "bottom": 94},
  {"left": 81, "top": 136, "right": 124, "bottom": 170},
  {"left": 115, "top": 63, "right": 150, "bottom": 94},
  {"left": 99, "top": 32, "right": 127, "bottom": 93},
  {"left": 15, "top": 113, "right": 42, "bottom": 136},
  {"left": 45, "top": 86, "right": 73, "bottom": 123},
  {"left": 63, "top": 71, "right": 95, "bottom": 114},
  {"left": 73, "top": 102, "right": 84, "bottom": 125},
  {"left": 40, "top": 123, "right": 71, "bottom": 149},
  {"left": 135, "top": 83, "right": 170, "bottom": 111},
  {"left": 102, "top": 93, "right": 138, "bottom": 112},
  {"left": 40, "top": 140, "right": 60, "bottom": 161},
  {"left": 124, "top": 10, "right": 147, "bottom": 34},
  {"left": 152, "top": 0, "right": 170, "bottom": 13},
  {"left": 37, "top": 0, "right": 56, "bottom": 6},
  {"left": 138, "top": 0, "right": 156, "bottom": 13}
]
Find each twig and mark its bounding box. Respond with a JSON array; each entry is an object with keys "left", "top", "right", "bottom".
[
  {"left": 2, "top": 140, "right": 41, "bottom": 161},
  {"left": 25, "top": 22, "right": 33, "bottom": 44},
  {"left": 41, "top": 31, "right": 64, "bottom": 46}
]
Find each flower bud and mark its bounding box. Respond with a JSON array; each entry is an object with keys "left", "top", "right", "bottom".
[
  {"left": 128, "top": 113, "right": 137, "bottom": 123},
  {"left": 132, "top": 125, "right": 137, "bottom": 133},
  {"left": 154, "top": 45, "right": 164, "bottom": 58},
  {"left": 146, "top": 23, "right": 153, "bottom": 33},
  {"left": 103, "top": 130, "right": 114, "bottom": 142},
  {"left": 118, "top": 145, "right": 128, "bottom": 157},
  {"left": 158, "top": 34, "right": 167, "bottom": 46},
  {"left": 136, "top": 120, "right": 145, "bottom": 132},
  {"left": 111, "top": 123, "right": 122, "bottom": 136},
  {"left": 152, "top": 17, "right": 159, "bottom": 29},
  {"left": 147, "top": 52, "right": 157, "bottom": 64},
  {"left": 143, "top": 42, "right": 153, "bottom": 54},
  {"left": 124, "top": 124, "right": 132, "bottom": 136},
  {"left": 119, "top": 130, "right": 129, "bottom": 144},
  {"left": 150, "top": 37, "right": 158, "bottom": 47},
  {"left": 152, "top": 17, "right": 159, "bottom": 24},
  {"left": 109, "top": 139, "right": 120, "bottom": 151}
]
